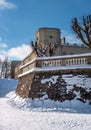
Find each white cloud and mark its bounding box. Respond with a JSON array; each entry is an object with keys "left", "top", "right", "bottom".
[
  {"left": 0, "top": 43, "right": 7, "bottom": 49},
  {"left": 0, "top": 54, "right": 5, "bottom": 61},
  {"left": 7, "top": 44, "right": 33, "bottom": 60},
  {"left": 0, "top": 37, "right": 32, "bottom": 61},
  {"left": 0, "top": 0, "right": 16, "bottom": 9},
  {"left": 0, "top": 50, "right": 7, "bottom": 61},
  {"left": 0, "top": 40, "right": 33, "bottom": 61}
]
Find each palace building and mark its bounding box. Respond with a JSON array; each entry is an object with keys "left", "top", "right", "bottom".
[
  {"left": 15, "top": 27, "right": 91, "bottom": 98},
  {"left": 35, "top": 27, "right": 91, "bottom": 56}
]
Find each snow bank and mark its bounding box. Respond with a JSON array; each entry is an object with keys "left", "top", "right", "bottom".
[
  {"left": 7, "top": 91, "right": 91, "bottom": 114},
  {"left": 0, "top": 76, "right": 91, "bottom": 114}
]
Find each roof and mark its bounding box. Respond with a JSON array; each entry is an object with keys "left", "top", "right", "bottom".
[{"left": 36, "top": 27, "right": 61, "bottom": 34}]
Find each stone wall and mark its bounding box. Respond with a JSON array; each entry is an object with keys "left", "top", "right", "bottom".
[
  {"left": 16, "top": 73, "right": 35, "bottom": 98},
  {"left": 15, "top": 50, "right": 37, "bottom": 80},
  {"left": 16, "top": 70, "right": 91, "bottom": 104},
  {"left": 56, "top": 45, "right": 91, "bottom": 56},
  {"left": 36, "top": 27, "right": 60, "bottom": 45}
]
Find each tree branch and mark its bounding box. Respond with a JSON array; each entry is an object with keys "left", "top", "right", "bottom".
[{"left": 71, "top": 15, "right": 91, "bottom": 48}]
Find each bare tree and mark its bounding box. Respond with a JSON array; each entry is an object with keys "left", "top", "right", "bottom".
[
  {"left": 72, "top": 15, "right": 91, "bottom": 48},
  {"left": 1, "top": 57, "right": 11, "bottom": 78}
]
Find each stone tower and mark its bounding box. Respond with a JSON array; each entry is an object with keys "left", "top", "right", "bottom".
[{"left": 35, "top": 27, "right": 61, "bottom": 56}]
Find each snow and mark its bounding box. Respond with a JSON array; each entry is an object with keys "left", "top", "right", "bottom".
[
  {"left": 35, "top": 64, "right": 91, "bottom": 72},
  {"left": 0, "top": 78, "right": 18, "bottom": 97},
  {"left": 62, "top": 74, "right": 91, "bottom": 91},
  {"left": 41, "top": 75, "right": 59, "bottom": 84},
  {"left": 36, "top": 52, "right": 91, "bottom": 60},
  {"left": 20, "top": 57, "right": 36, "bottom": 69},
  {"left": 19, "top": 52, "right": 91, "bottom": 70},
  {"left": 8, "top": 91, "right": 91, "bottom": 113},
  {"left": 18, "top": 68, "right": 35, "bottom": 78},
  {"left": 0, "top": 77, "right": 91, "bottom": 130},
  {"left": 18, "top": 64, "right": 91, "bottom": 77}
]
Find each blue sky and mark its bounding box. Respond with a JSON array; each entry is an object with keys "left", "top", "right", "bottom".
[{"left": 0, "top": 0, "right": 91, "bottom": 60}]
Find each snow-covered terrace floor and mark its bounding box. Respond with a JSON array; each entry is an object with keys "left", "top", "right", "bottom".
[{"left": 18, "top": 64, "right": 91, "bottom": 77}]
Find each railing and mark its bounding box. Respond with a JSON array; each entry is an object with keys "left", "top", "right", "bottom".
[
  {"left": 41, "top": 57, "right": 87, "bottom": 67},
  {"left": 17, "top": 54, "right": 91, "bottom": 78}
]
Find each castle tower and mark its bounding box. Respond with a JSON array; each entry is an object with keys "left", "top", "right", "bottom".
[{"left": 35, "top": 27, "right": 61, "bottom": 56}]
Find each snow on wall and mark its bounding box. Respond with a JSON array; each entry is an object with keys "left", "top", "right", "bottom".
[
  {"left": 41, "top": 75, "right": 59, "bottom": 84},
  {"left": 62, "top": 74, "right": 91, "bottom": 92},
  {"left": 36, "top": 52, "right": 91, "bottom": 60},
  {"left": 18, "top": 64, "right": 91, "bottom": 77}
]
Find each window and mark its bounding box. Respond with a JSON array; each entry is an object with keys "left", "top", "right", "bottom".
[{"left": 50, "top": 35, "right": 53, "bottom": 39}]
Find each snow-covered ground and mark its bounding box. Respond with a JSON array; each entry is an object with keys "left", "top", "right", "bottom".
[{"left": 0, "top": 76, "right": 91, "bottom": 130}]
